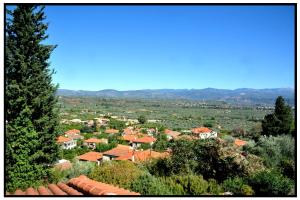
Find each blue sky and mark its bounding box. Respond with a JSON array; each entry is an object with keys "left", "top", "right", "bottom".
[{"left": 43, "top": 5, "right": 295, "bottom": 91}]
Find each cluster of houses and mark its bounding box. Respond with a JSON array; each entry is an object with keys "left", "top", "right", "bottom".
[{"left": 56, "top": 124, "right": 247, "bottom": 167}]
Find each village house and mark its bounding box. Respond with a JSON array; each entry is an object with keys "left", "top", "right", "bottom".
[
  {"left": 131, "top": 136, "right": 157, "bottom": 149},
  {"left": 105, "top": 129, "right": 119, "bottom": 134},
  {"left": 191, "top": 127, "right": 218, "bottom": 139},
  {"left": 102, "top": 144, "right": 133, "bottom": 161},
  {"left": 164, "top": 129, "right": 181, "bottom": 140},
  {"left": 102, "top": 144, "right": 168, "bottom": 162},
  {"left": 84, "top": 138, "right": 108, "bottom": 149},
  {"left": 122, "top": 127, "right": 135, "bottom": 136},
  {"left": 57, "top": 136, "right": 76, "bottom": 150},
  {"left": 234, "top": 139, "right": 247, "bottom": 147},
  {"left": 146, "top": 128, "right": 157, "bottom": 136},
  {"left": 115, "top": 149, "right": 169, "bottom": 162},
  {"left": 78, "top": 151, "right": 103, "bottom": 165},
  {"left": 65, "top": 129, "right": 84, "bottom": 140},
  {"left": 122, "top": 134, "right": 156, "bottom": 149}
]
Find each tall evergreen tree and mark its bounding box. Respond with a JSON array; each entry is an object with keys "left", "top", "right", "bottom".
[
  {"left": 262, "top": 96, "right": 293, "bottom": 136},
  {"left": 5, "top": 5, "right": 59, "bottom": 191}
]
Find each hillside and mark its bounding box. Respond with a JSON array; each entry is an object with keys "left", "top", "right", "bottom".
[{"left": 57, "top": 88, "right": 295, "bottom": 106}]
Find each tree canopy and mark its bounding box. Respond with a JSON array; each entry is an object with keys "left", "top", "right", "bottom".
[{"left": 5, "top": 5, "right": 59, "bottom": 191}]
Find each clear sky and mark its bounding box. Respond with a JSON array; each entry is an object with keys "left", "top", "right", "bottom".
[{"left": 43, "top": 5, "right": 295, "bottom": 91}]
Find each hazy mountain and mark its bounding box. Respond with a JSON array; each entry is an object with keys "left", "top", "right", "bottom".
[{"left": 57, "top": 88, "right": 295, "bottom": 106}]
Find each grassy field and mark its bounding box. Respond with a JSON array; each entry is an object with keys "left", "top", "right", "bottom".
[{"left": 58, "top": 96, "right": 273, "bottom": 132}]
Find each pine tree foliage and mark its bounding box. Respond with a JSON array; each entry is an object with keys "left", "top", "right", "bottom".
[
  {"left": 262, "top": 96, "right": 293, "bottom": 136},
  {"left": 5, "top": 5, "right": 59, "bottom": 191}
]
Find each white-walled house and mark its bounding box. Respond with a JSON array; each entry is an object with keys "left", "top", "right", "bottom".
[
  {"left": 191, "top": 127, "right": 218, "bottom": 139},
  {"left": 57, "top": 136, "right": 76, "bottom": 149}
]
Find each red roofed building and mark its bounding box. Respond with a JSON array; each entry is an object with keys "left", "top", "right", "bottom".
[
  {"left": 57, "top": 136, "right": 76, "bottom": 150},
  {"left": 115, "top": 149, "right": 169, "bottom": 162},
  {"left": 78, "top": 151, "right": 103, "bottom": 165},
  {"left": 102, "top": 145, "right": 133, "bottom": 161},
  {"left": 191, "top": 127, "right": 217, "bottom": 139},
  {"left": 6, "top": 175, "right": 139, "bottom": 196},
  {"left": 164, "top": 129, "right": 181, "bottom": 140},
  {"left": 234, "top": 139, "right": 247, "bottom": 147},
  {"left": 122, "top": 127, "right": 135, "bottom": 135},
  {"left": 84, "top": 138, "right": 108, "bottom": 150},
  {"left": 65, "top": 129, "right": 83, "bottom": 140},
  {"left": 122, "top": 135, "right": 156, "bottom": 149},
  {"left": 105, "top": 129, "right": 119, "bottom": 134}
]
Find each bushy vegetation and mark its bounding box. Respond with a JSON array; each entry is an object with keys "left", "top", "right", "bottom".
[
  {"left": 95, "top": 142, "right": 117, "bottom": 152},
  {"left": 248, "top": 169, "right": 294, "bottom": 196},
  {"left": 89, "top": 161, "right": 146, "bottom": 189}
]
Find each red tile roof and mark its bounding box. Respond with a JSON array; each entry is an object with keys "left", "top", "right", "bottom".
[
  {"left": 65, "top": 129, "right": 80, "bottom": 135},
  {"left": 103, "top": 145, "right": 133, "bottom": 157},
  {"left": 114, "top": 149, "right": 169, "bottom": 162},
  {"left": 234, "top": 139, "right": 247, "bottom": 146},
  {"left": 57, "top": 136, "right": 72, "bottom": 143},
  {"left": 84, "top": 138, "right": 103, "bottom": 143},
  {"left": 78, "top": 151, "right": 103, "bottom": 162},
  {"left": 123, "top": 127, "right": 134, "bottom": 135},
  {"left": 164, "top": 129, "right": 181, "bottom": 138},
  {"left": 191, "top": 127, "right": 212, "bottom": 134},
  {"left": 105, "top": 129, "right": 119, "bottom": 134},
  {"left": 7, "top": 175, "right": 139, "bottom": 196},
  {"left": 134, "top": 136, "right": 156, "bottom": 144}
]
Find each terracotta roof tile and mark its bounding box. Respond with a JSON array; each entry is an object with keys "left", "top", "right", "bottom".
[
  {"left": 133, "top": 136, "right": 156, "bottom": 143},
  {"left": 57, "top": 136, "right": 71, "bottom": 143},
  {"left": 164, "top": 129, "right": 181, "bottom": 138},
  {"left": 25, "top": 187, "right": 39, "bottom": 195},
  {"left": 84, "top": 138, "right": 103, "bottom": 143},
  {"left": 191, "top": 127, "right": 212, "bottom": 134},
  {"left": 48, "top": 184, "right": 68, "bottom": 195},
  {"left": 234, "top": 139, "right": 247, "bottom": 146},
  {"left": 103, "top": 145, "right": 133, "bottom": 157},
  {"left": 57, "top": 182, "right": 83, "bottom": 195},
  {"left": 105, "top": 129, "right": 119, "bottom": 134},
  {"left": 78, "top": 151, "right": 102, "bottom": 162},
  {"left": 65, "top": 129, "right": 80, "bottom": 135},
  {"left": 14, "top": 189, "right": 26, "bottom": 195},
  {"left": 7, "top": 175, "right": 140, "bottom": 196},
  {"left": 37, "top": 186, "right": 52, "bottom": 195}
]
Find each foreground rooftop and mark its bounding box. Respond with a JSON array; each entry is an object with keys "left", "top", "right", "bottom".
[{"left": 7, "top": 175, "right": 140, "bottom": 196}]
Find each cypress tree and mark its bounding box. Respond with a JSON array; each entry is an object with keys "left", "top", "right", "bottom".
[
  {"left": 5, "top": 5, "right": 59, "bottom": 191},
  {"left": 262, "top": 96, "right": 293, "bottom": 136}
]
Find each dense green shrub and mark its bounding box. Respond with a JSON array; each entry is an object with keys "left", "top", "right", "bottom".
[
  {"left": 248, "top": 169, "right": 293, "bottom": 196},
  {"left": 223, "top": 177, "right": 254, "bottom": 195},
  {"left": 96, "top": 142, "right": 117, "bottom": 152},
  {"left": 89, "top": 161, "right": 146, "bottom": 189},
  {"left": 247, "top": 135, "right": 294, "bottom": 168},
  {"left": 108, "top": 119, "right": 126, "bottom": 130},
  {"left": 130, "top": 174, "right": 173, "bottom": 195}
]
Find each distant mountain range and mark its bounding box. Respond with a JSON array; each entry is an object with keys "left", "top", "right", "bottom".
[{"left": 57, "top": 88, "right": 295, "bottom": 106}]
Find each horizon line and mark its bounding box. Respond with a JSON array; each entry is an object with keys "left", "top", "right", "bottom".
[{"left": 58, "top": 87, "right": 295, "bottom": 92}]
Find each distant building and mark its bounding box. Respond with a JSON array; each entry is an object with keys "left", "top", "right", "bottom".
[
  {"left": 78, "top": 151, "right": 103, "bottom": 165},
  {"left": 84, "top": 138, "right": 108, "bottom": 149},
  {"left": 191, "top": 127, "right": 217, "bottom": 139},
  {"left": 234, "top": 139, "right": 247, "bottom": 147},
  {"left": 65, "top": 129, "right": 84, "bottom": 140},
  {"left": 164, "top": 129, "right": 181, "bottom": 140},
  {"left": 105, "top": 129, "right": 119, "bottom": 134},
  {"left": 57, "top": 136, "right": 76, "bottom": 150},
  {"left": 102, "top": 144, "right": 168, "bottom": 162},
  {"left": 102, "top": 145, "right": 133, "bottom": 161},
  {"left": 122, "top": 135, "right": 156, "bottom": 149}
]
